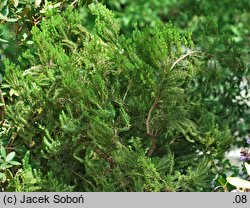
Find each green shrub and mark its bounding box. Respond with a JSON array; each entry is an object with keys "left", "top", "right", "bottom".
[{"left": 0, "top": 2, "right": 247, "bottom": 191}]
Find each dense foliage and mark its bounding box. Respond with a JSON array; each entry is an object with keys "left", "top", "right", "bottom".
[{"left": 0, "top": 1, "right": 249, "bottom": 191}]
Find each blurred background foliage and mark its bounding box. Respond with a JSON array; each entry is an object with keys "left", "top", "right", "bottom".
[{"left": 0, "top": 0, "right": 249, "bottom": 191}]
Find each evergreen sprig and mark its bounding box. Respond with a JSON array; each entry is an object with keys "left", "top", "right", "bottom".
[{"left": 0, "top": 3, "right": 240, "bottom": 191}]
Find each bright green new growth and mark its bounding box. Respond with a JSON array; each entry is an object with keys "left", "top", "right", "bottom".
[{"left": 1, "top": 3, "right": 234, "bottom": 191}]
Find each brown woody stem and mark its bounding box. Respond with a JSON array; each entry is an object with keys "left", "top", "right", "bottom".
[{"left": 146, "top": 95, "right": 160, "bottom": 156}]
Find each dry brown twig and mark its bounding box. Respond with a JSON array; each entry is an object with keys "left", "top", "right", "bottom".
[{"left": 170, "top": 50, "right": 200, "bottom": 71}]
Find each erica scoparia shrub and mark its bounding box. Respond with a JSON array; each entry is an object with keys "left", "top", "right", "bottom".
[{"left": 0, "top": 2, "right": 243, "bottom": 191}]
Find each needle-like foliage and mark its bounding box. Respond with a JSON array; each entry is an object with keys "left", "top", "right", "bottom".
[{"left": 1, "top": 3, "right": 242, "bottom": 191}]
